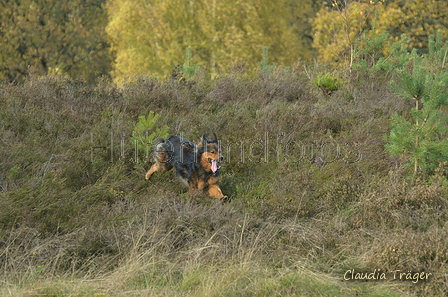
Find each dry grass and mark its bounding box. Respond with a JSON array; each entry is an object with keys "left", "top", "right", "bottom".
[
  {"left": 0, "top": 67, "right": 447, "bottom": 296},
  {"left": 0, "top": 207, "right": 406, "bottom": 296}
]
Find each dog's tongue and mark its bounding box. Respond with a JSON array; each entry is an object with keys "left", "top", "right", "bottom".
[{"left": 211, "top": 160, "right": 218, "bottom": 173}]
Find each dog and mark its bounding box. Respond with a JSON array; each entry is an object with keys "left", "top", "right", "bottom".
[{"left": 145, "top": 133, "right": 228, "bottom": 201}]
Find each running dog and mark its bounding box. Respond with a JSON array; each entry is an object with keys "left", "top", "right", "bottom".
[{"left": 145, "top": 133, "right": 227, "bottom": 201}]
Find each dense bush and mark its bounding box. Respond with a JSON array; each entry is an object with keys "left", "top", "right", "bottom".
[{"left": 0, "top": 66, "right": 447, "bottom": 295}]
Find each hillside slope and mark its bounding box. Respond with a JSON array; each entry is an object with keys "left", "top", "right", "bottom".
[{"left": 0, "top": 68, "right": 447, "bottom": 295}]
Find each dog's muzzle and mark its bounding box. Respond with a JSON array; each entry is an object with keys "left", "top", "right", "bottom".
[{"left": 209, "top": 158, "right": 221, "bottom": 173}]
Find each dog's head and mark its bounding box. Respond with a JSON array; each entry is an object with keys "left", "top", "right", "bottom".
[{"left": 199, "top": 133, "right": 223, "bottom": 173}]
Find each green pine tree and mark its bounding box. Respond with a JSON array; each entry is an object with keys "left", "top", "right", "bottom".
[
  {"left": 386, "top": 49, "right": 448, "bottom": 178},
  {"left": 258, "top": 46, "right": 275, "bottom": 74},
  {"left": 130, "top": 111, "right": 170, "bottom": 161},
  {"left": 182, "top": 47, "right": 199, "bottom": 80},
  {"left": 427, "top": 31, "right": 448, "bottom": 68}
]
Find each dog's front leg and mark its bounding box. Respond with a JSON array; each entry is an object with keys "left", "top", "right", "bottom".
[
  {"left": 145, "top": 163, "right": 159, "bottom": 180},
  {"left": 208, "top": 184, "right": 228, "bottom": 201}
]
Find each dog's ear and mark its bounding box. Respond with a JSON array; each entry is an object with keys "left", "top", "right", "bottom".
[
  {"left": 212, "top": 132, "right": 218, "bottom": 142},
  {"left": 202, "top": 134, "right": 209, "bottom": 143}
]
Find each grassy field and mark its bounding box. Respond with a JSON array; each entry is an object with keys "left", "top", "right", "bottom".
[{"left": 0, "top": 65, "right": 447, "bottom": 296}]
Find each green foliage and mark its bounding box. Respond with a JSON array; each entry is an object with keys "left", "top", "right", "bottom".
[
  {"left": 311, "top": 1, "right": 385, "bottom": 66},
  {"left": 0, "top": 0, "right": 111, "bottom": 82},
  {"left": 2, "top": 65, "right": 448, "bottom": 296},
  {"left": 384, "top": 0, "right": 448, "bottom": 52},
  {"left": 427, "top": 31, "right": 448, "bottom": 67},
  {"left": 312, "top": 0, "right": 448, "bottom": 67},
  {"left": 352, "top": 27, "right": 408, "bottom": 73},
  {"left": 105, "top": 0, "right": 312, "bottom": 80},
  {"left": 182, "top": 47, "right": 200, "bottom": 80},
  {"left": 130, "top": 111, "right": 170, "bottom": 161},
  {"left": 314, "top": 73, "right": 342, "bottom": 94},
  {"left": 355, "top": 30, "right": 390, "bottom": 68},
  {"left": 258, "top": 46, "right": 276, "bottom": 74},
  {"left": 386, "top": 50, "right": 448, "bottom": 177},
  {"left": 353, "top": 34, "right": 414, "bottom": 75}
]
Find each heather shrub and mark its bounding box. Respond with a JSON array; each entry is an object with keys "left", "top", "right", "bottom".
[{"left": 1, "top": 65, "right": 447, "bottom": 295}]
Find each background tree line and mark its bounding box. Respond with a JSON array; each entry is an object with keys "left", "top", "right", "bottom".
[
  {"left": 0, "top": 0, "right": 446, "bottom": 82},
  {"left": 0, "top": 0, "right": 111, "bottom": 82}
]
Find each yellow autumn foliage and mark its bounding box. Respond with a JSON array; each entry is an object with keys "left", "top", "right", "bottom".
[
  {"left": 311, "top": 0, "right": 448, "bottom": 65},
  {"left": 106, "top": 0, "right": 314, "bottom": 81}
]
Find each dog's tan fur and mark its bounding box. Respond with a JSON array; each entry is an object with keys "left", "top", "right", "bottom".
[{"left": 146, "top": 134, "right": 227, "bottom": 201}]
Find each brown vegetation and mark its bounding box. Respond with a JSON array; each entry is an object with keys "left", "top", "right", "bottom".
[{"left": 0, "top": 65, "right": 447, "bottom": 295}]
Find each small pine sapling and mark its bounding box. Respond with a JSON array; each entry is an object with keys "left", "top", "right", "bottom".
[
  {"left": 131, "top": 111, "right": 170, "bottom": 162},
  {"left": 386, "top": 52, "right": 448, "bottom": 178}
]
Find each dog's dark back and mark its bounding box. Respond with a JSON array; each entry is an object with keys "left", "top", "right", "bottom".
[
  {"left": 147, "top": 133, "right": 227, "bottom": 200},
  {"left": 160, "top": 135, "right": 196, "bottom": 183}
]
